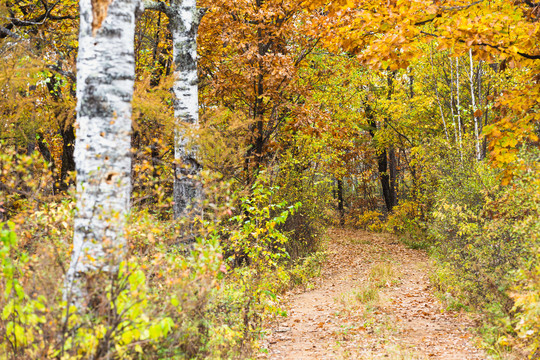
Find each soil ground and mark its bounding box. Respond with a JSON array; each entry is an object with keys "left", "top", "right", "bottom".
[{"left": 259, "top": 228, "right": 489, "bottom": 360}]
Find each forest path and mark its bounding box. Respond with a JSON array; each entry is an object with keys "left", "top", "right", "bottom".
[{"left": 260, "top": 228, "right": 488, "bottom": 360}]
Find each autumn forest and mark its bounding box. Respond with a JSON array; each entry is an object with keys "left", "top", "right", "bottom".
[{"left": 1, "top": 0, "right": 539, "bottom": 359}]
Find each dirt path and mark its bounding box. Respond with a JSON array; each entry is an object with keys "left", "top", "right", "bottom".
[{"left": 260, "top": 229, "right": 488, "bottom": 360}]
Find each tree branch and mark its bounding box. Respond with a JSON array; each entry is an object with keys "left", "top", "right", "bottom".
[
  {"left": 46, "top": 64, "right": 76, "bottom": 82},
  {"left": 0, "top": 25, "right": 20, "bottom": 39},
  {"left": 420, "top": 30, "right": 540, "bottom": 60},
  {"left": 143, "top": 0, "right": 172, "bottom": 16},
  {"left": 414, "top": 1, "right": 484, "bottom": 26},
  {"left": 523, "top": 0, "right": 540, "bottom": 7}
]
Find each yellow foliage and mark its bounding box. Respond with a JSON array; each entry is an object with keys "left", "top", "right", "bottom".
[{"left": 356, "top": 210, "right": 384, "bottom": 232}]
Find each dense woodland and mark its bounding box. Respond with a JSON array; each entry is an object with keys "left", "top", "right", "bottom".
[{"left": 0, "top": 0, "right": 539, "bottom": 358}]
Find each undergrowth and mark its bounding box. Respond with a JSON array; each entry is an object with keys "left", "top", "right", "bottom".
[
  {"left": 0, "top": 149, "right": 328, "bottom": 359},
  {"left": 385, "top": 145, "right": 540, "bottom": 359}
]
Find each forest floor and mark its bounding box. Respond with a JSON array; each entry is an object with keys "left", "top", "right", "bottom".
[{"left": 259, "top": 228, "right": 489, "bottom": 360}]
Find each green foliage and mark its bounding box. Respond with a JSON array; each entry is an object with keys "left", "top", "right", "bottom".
[
  {"left": 0, "top": 219, "right": 175, "bottom": 359},
  {"left": 430, "top": 161, "right": 516, "bottom": 304},
  {"left": 511, "top": 259, "right": 540, "bottom": 357},
  {"left": 0, "top": 222, "right": 47, "bottom": 357},
  {"left": 421, "top": 146, "right": 540, "bottom": 356},
  {"left": 271, "top": 142, "right": 334, "bottom": 259},
  {"left": 0, "top": 169, "right": 326, "bottom": 359},
  {"left": 284, "top": 251, "right": 326, "bottom": 289},
  {"left": 224, "top": 182, "right": 300, "bottom": 270}
]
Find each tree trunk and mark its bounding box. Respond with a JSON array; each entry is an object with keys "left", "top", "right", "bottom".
[
  {"left": 430, "top": 47, "right": 449, "bottom": 141},
  {"left": 169, "top": 0, "right": 202, "bottom": 220},
  {"left": 384, "top": 72, "right": 397, "bottom": 212},
  {"left": 449, "top": 59, "right": 459, "bottom": 145},
  {"left": 65, "top": 0, "right": 140, "bottom": 307},
  {"left": 366, "top": 103, "right": 394, "bottom": 213},
  {"left": 58, "top": 124, "right": 76, "bottom": 192},
  {"left": 377, "top": 150, "right": 393, "bottom": 212},
  {"left": 477, "top": 60, "right": 486, "bottom": 160},
  {"left": 337, "top": 178, "right": 344, "bottom": 226},
  {"left": 456, "top": 58, "right": 463, "bottom": 160},
  {"left": 388, "top": 147, "right": 397, "bottom": 208},
  {"left": 469, "top": 49, "right": 481, "bottom": 161},
  {"left": 36, "top": 132, "right": 53, "bottom": 167}
]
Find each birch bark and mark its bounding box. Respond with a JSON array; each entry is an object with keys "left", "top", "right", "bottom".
[
  {"left": 456, "top": 58, "right": 463, "bottom": 161},
  {"left": 65, "top": 0, "right": 140, "bottom": 306},
  {"left": 429, "top": 47, "right": 449, "bottom": 141},
  {"left": 469, "top": 49, "right": 481, "bottom": 161},
  {"left": 169, "top": 0, "right": 202, "bottom": 220},
  {"left": 449, "top": 60, "right": 458, "bottom": 144}
]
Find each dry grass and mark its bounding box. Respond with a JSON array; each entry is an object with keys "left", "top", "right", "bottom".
[{"left": 369, "top": 261, "right": 399, "bottom": 288}]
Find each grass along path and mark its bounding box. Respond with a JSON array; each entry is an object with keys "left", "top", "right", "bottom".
[{"left": 260, "top": 228, "right": 487, "bottom": 359}]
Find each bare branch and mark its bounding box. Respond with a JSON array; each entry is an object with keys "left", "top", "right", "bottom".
[
  {"left": 0, "top": 25, "right": 20, "bottom": 39},
  {"left": 420, "top": 31, "right": 540, "bottom": 60}
]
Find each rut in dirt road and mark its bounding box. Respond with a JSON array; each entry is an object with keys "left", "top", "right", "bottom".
[{"left": 260, "top": 229, "right": 488, "bottom": 360}]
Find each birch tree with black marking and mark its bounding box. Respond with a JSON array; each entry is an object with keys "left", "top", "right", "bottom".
[
  {"left": 65, "top": 0, "right": 140, "bottom": 307},
  {"left": 143, "top": 0, "right": 203, "bottom": 221},
  {"left": 169, "top": 0, "right": 202, "bottom": 220}
]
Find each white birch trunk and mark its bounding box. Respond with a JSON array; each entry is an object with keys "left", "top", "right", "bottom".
[
  {"left": 449, "top": 60, "right": 458, "bottom": 144},
  {"left": 169, "top": 0, "right": 202, "bottom": 220},
  {"left": 478, "top": 60, "right": 485, "bottom": 160},
  {"left": 456, "top": 58, "right": 463, "bottom": 160},
  {"left": 469, "top": 49, "right": 481, "bottom": 161},
  {"left": 430, "top": 48, "right": 449, "bottom": 141},
  {"left": 65, "top": 0, "right": 140, "bottom": 306}
]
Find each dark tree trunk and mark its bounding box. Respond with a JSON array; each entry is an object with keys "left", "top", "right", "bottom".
[
  {"left": 377, "top": 150, "right": 394, "bottom": 213},
  {"left": 37, "top": 132, "right": 55, "bottom": 196},
  {"left": 26, "top": 140, "right": 36, "bottom": 155},
  {"left": 408, "top": 67, "right": 414, "bottom": 98},
  {"left": 254, "top": 118, "right": 264, "bottom": 173},
  {"left": 366, "top": 104, "right": 395, "bottom": 213},
  {"left": 36, "top": 133, "right": 53, "bottom": 166},
  {"left": 151, "top": 140, "right": 160, "bottom": 178},
  {"left": 58, "top": 124, "right": 76, "bottom": 192},
  {"left": 337, "top": 178, "right": 344, "bottom": 225},
  {"left": 388, "top": 147, "right": 398, "bottom": 208},
  {"left": 249, "top": 28, "right": 266, "bottom": 183}
]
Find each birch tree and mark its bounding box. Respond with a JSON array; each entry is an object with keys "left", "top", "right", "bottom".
[
  {"left": 65, "top": 0, "right": 140, "bottom": 306},
  {"left": 455, "top": 58, "right": 463, "bottom": 160},
  {"left": 448, "top": 59, "right": 459, "bottom": 145},
  {"left": 430, "top": 46, "right": 449, "bottom": 142},
  {"left": 169, "top": 0, "right": 202, "bottom": 220},
  {"left": 143, "top": 0, "right": 202, "bottom": 220},
  {"left": 469, "top": 49, "right": 482, "bottom": 161}
]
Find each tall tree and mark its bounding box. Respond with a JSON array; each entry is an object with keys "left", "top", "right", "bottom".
[
  {"left": 65, "top": 0, "right": 140, "bottom": 306},
  {"left": 198, "top": 0, "right": 322, "bottom": 185},
  {"left": 142, "top": 0, "right": 203, "bottom": 220},
  {"left": 169, "top": 0, "right": 202, "bottom": 219},
  {"left": 469, "top": 48, "right": 482, "bottom": 161}
]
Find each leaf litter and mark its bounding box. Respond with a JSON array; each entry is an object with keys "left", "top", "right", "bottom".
[{"left": 259, "top": 228, "right": 489, "bottom": 360}]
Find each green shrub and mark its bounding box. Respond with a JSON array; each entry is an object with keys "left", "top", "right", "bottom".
[
  {"left": 271, "top": 144, "right": 333, "bottom": 260},
  {"left": 427, "top": 146, "right": 540, "bottom": 356}
]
